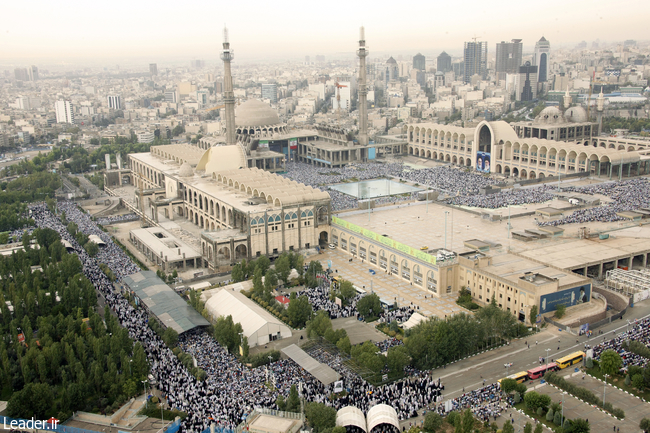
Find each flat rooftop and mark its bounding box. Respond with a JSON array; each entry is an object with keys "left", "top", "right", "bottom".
[
  {"left": 478, "top": 252, "right": 585, "bottom": 288},
  {"left": 130, "top": 227, "right": 201, "bottom": 261}
]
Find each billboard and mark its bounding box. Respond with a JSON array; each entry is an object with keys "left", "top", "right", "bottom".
[
  {"left": 289, "top": 138, "right": 298, "bottom": 150},
  {"left": 476, "top": 151, "right": 491, "bottom": 173},
  {"left": 332, "top": 216, "right": 436, "bottom": 265},
  {"left": 476, "top": 152, "right": 490, "bottom": 173},
  {"left": 368, "top": 148, "right": 376, "bottom": 160},
  {"left": 258, "top": 140, "right": 269, "bottom": 149},
  {"left": 540, "top": 284, "right": 591, "bottom": 314}
]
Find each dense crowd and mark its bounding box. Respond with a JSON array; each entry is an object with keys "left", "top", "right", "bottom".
[
  {"left": 591, "top": 317, "right": 650, "bottom": 370},
  {"left": 95, "top": 213, "right": 140, "bottom": 226},
  {"left": 448, "top": 184, "right": 556, "bottom": 209},
  {"left": 538, "top": 178, "right": 650, "bottom": 227},
  {"left": 398, "top": 166, "right": 497, "bottom": 196}
]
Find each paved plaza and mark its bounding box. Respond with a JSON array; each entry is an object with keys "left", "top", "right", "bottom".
[{"left": 317, "top": 248, "right": 469, "bottom": 318}]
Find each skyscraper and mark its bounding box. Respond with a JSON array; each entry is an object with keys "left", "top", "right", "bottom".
[
  {"left": 437, "top": 52, "right": 452, "bottom": 73},
  {"left": 517, "top": 62, "right": 538, "bottom": 102},
  {"left": 107, "top": 95, "right": 122, "bottom": 110},
  {"left": 55, "top": 101, "right": 74, "bottom": 124},
  {"left": 28, "top": 66, "right": 39, "bottom": 81},
  {"left": 463, "top": 41, "right": 487, "bottom": 83},
  {"left": 533, "top": 37, "right": 550, "bottom": 83},
  {"left": 357, "top": 26, "right": 369, "bottom": 147},
  {"left": 413, "top": 53, "right": 425, "bottom": 71},
  {"left": 149, "top": 63, "right": 158, "bottom": 76},
  {"left": 261, "top": 83, "right": 278, "bottom": 104},
  {"left": 495, "top": 39, "right": 522, "bottom": 82}
]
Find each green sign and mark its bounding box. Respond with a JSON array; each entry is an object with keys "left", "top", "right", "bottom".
[{"left": 332, "top": 216, "right": 436, "bottom": 265}]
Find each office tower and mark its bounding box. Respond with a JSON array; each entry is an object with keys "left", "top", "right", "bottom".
[
  {"left": 413, "top": 53, "right": 425, "bottom": 71},
  {"left": 261, "top": 83, "right": 278, "bottom": 104},
  {"left": 55, "top": 101, "right": 74, "bottom": 124},
  {"left": 191, "top": 59, "right": 205, "bottom": 69},
  {"left": 196, "top": 90, "right": 209, "bottom": 106},
  {"left": 221, "top": 27, "right": 236, "bottom": 146},
  {"left": 14, "top": 68, "right": 29, "bottom": 81},
  {"left": 437, "top": 52, "right": 452, "bottom": 73},
  {"left": 517, "top": 61, "right": 538, "bottom": 102},
  {"left": 385, "top": 57, "right": 398, "bottom": 83},
  {"left": 495, "top": 39, "right": 522, "bottom": 82},
  {"left": 164, "top": 91, "right": 178, "bottom": 103},
  {"left": 357, "top": 26, "right": 369, "bottom": 147},
  {"left": 107, "top": 95, "right": 122, "bottom": 110},
  {"left": 149, "top": 63, "right": 158, "bottom": 76},
  {"left": 463, "top": 41, "right": 487, "bottom": 83},
  {"left": 533, "top": 37, "right": 550, "bottom": 83},
  {"left": 28, "top": 66, "right": 39, "bottom": 81}
]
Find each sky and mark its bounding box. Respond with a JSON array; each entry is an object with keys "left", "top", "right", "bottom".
[{"left": 2, "top": 0, "right": 650, "bottom": 66}]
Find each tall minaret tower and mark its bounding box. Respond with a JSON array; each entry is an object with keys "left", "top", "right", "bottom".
[
  {"left": 596, "top": 89, "right": 605, "bottom": 136},
  {"left": 357, "top": 26, "right": 369, "bottom": 147},
  {"left": 563, "top": 86, "right": 572, "bottom": 110},
  {"left": 221, "top": 27, "right": 236, "bottom": 146}
]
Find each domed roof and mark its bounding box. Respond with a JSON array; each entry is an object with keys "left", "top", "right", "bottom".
[
  {"left": 565, "top": 106, "right": 588, "bottom": 123},
  {"left": 178, "top": 162, "right": 194, "bottom": 177},
  {"left": 235, "top": 99, "right": 280, "bottom": 127},
  {"left": 535, "top": 106, "right": 564, "bottom": 124}
]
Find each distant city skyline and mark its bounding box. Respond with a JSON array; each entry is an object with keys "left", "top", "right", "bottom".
[{"left": 2, "top": 0, "right": 649, "bottom": 65}]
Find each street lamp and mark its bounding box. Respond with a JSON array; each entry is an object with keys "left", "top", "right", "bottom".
[
  {"left": 129, "top": 359, "right": 132, "bottom": 376},
  {"left": 141, "top": 380, "right": 148, "bottom": 409},
  {"left": 603, "top": 374, "right": 609, "bottom": 407},
  {"left": 545, "top": 348, "right": 551, "bottom": 375}
]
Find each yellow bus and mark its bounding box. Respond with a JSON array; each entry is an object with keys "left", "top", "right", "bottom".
[
  {"left": 498, "top": 371, "right": 529, "bottom": 384},
  {"left": 556, "top": 351, "right": 585, "bottom": 369}
]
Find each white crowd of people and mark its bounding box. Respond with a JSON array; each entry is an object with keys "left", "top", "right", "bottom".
[
  {"left": 95, "top": 213, "right": 140, "bottom": 226},
  {"left": 591, "top": 317, "right": 650, "bottom": 371}
]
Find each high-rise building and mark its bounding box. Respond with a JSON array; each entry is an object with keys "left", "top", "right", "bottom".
[
  {"left": 55, "top": 101, "right": 74, "bottom": 124},
  {"left": 437, "top": 52, "right": 452, "bottom": 73},
  {"left": 517, "top": 61, "right": 538, "bottom": 102},
  {"left": 191, "top": 60, "right": 205, "bottom": 69},
  {"left": 149, "top": 63, "right": 158, "bottom": 76},
  {"left": 107, "top": 95, "right": 122, "bottom": 110},
  {"left": 413, "top": 53, "right": 426, "bottom": 71},
  {"left": 28, "top": 66, "right": 39, "bottom": 81},
  {"left": 261, "top": 83, "right": 278, "bottom": 104},
  {"left": 14, "top": 68, "right": 28, "bottom": 81},
  {"left": 495, "top": 39, "right": 522, "bottom": 82},
  {"left": 385, "top": 57, "right": 398, "bottom": 83},
  {"left": 533, "top": 37, "right": 550, "bottom": 83},
  {"left": 463, "top": 41, "right": 487, "bottom": 83}
]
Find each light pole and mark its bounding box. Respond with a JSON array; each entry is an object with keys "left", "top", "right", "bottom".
[
  {"left": 444, "top": 211, "right": 449, "bottom": 250},
  {"left": 603, "top": 374, "right": 609, "bottom": 407},
  {"left": 545, "top": 348, "right": 551, "bottom": 374},
  {"left": 129, "top": 359, "right": 132, "bottom": 376},
  {"left": 141, "top": 380, "right": 148, "bottom": 409}
]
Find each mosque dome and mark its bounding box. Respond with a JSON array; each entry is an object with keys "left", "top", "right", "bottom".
[
  {"left": 235, "top": 99, "right": 280, "bottom": 127},
  {"left": 565, "top": 106, "right": 588, "bottom": 123},
  {"left": 178, "top": 162, "right": 194, "bottom": 177},
  {"left": 535, "top": 106, "right": 564, "bottom": 124}
]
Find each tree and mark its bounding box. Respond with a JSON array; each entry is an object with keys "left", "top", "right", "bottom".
[
  {"left": 253, "top": 267, "right": 264, "bottom": 295},
  {"left": 529, "top": 305, "right": 538, "bottom": 325},
  {"left": 640, "top": 417, "right": 650, "bottom": 433},
  {"left": 171, "top": 125, "right": 185, "bottom": 137},
  {"left": 387, "top": 345, "right": 410, "bottom": 376},
  {"left": 555, "top": 304, "right": 566, "bottom": 319},
  {"left": 241, "top": 336, "right": 249, "bottom": 358},
  {"left": 632, "top": 374, "right": 645, "bottom": 391},
  {"left": 287, "top": 293, "right": 313, "bottom": 328},
  {"left": 163, "top": 327, "right": 179, "bottom": 348},
  {"left": 500, "top": 378, "right": 518, "bottom": 395},
  {"left": 304, "top": 260, "right": 323, "bottom": 288},
  {"left": 255, "top": 255, "right": 271, "bottom": 274},
  {"left": 275, "top": 254, "right": 292, "bottom": 284},
  {"left": 524, "top": 391, "right": 544, "bottom": 411},
  {"left": 502, "top": 420, "right": 514, "bottom": 433},
  {"left": 357, "top": 293, "right": 382, "bottom": 319},
  {"left": 231, "top": 263, "right": 245, "bottom": 282},
  {"left": 306, "top": 310, "right": 332, "bottom": 338},
  {"left": 423, "top": 411, "right": 443, "bottom": 433},
  {"left": 304, "top": 402, "right": 336, "bottom": 433},
  {"left": 338, "top": 280, "right": 356, "bottom": 304},
  {"left": 524, "top": 422, "right": 533, "bottom": 433},
  {"left": 546, "top": 408, "right": 554, "bottom": 422},
  {"left": 336, "top": 335, "right": 351, "bottom": 355},
  {"left": 264, "top": 269, "right": 278, "bottom": 293},
  {"left": 286, "top": 385, "right": 301, "bottom": 412},
  {"left": 84, "top": 240, "right": 99, "bottom": 257},
  {"left": 332, "top": 428, "right": 346, "bottom": 433},
  {"left": 460, "top": 408, "right": 474, "bottom": 433},
  {"left": 571, "top": 419, "right": 590, "bottom": 433},
  {"left": 599, "top": 349, "right": 622, "bottom": 376},
  {"left": 553, "top": 410, "right": 562, "bottom": 426},
  {"left": 534, "top": 423, "right": 543, "bottom": 433}
]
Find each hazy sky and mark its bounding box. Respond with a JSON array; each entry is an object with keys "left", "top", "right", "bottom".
[{"left": 3, "top": 0, "right": 649, "bottom": 65}]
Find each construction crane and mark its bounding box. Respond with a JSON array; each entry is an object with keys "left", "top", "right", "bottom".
[
  {"left": 334, "top": 81, "right": 347, "bottom": 123},
  {"left": 206, "top": 104, "right": 225, "bottom": 112}
]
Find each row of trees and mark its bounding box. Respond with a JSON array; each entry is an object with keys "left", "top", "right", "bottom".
[
  {"left": 1, "top": 229, "right": 150, "bottom": 420},
  {"left": 405, "top": 297, "right": 528, "bottom": 370}
]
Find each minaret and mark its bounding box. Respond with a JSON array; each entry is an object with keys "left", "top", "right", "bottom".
[
  {"left": 596, "top": 89, "right": 605, "bottom": 136},
  {"left": 357, "top": 26, "right": 369, "bottom": 147},
  {"left": 221, "top": 27, "right": 236, "bottom": 146},
  {"left": 563, "top": 86, "right": 572, "bottom": 110}
]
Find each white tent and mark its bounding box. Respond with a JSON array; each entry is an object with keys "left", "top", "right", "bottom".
[
  {"left": 336, "top": 407, "right": 366, "bottom": 432},
  {"left": 205, "top": 289, "right": 292, "bottom": 347},
  {"left": 367, "top": 404, "right": 399, "bottom": 432},
  {"left": 401, "top": 312, "right": 427, "bottom": 330}
]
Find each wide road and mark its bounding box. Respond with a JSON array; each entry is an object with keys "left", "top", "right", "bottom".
[{"left": 433, "top": 299, "right": 650, "bottom": 399}]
